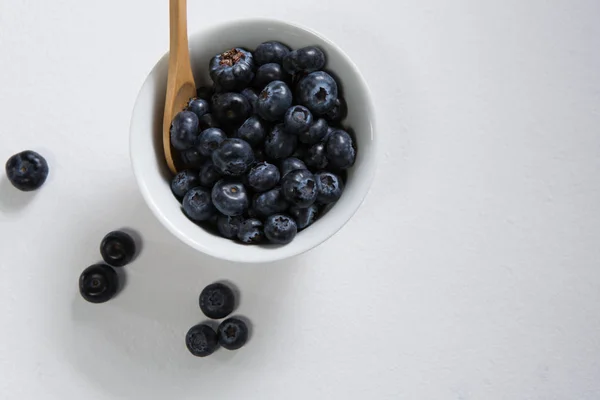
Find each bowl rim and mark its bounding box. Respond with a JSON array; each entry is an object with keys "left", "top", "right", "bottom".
[{"left": 130, "top": 17, "right": 378, "bottom": 263}]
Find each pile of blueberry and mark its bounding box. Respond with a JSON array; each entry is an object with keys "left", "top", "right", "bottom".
[
  {"left": 186, "top": 282, "right": 249, "bottom": 357},
  {"left": 170, "top": 41, "right": 356, "bottom": 245}
]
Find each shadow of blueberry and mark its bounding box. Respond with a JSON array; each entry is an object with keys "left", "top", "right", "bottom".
[{"left": 0, "top": 176, "right": 37, "bottom": 213}]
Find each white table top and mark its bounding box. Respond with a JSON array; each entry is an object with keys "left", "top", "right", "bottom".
[{"left": 1, "top": 0, "right": 599, "bottom": 398}]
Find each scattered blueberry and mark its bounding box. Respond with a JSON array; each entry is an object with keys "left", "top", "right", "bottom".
[
  {"left": 253, "top": 63, "right": 288, "bottom": 90},
  {"left": 212, "top": 138, "right": 255, "bottom": 177},
  {"left": 256, "top": 80, "right": 292, "bottom": 122},
  {"left": 211, "top": 92, "right": 252, "bottom": 126},
  {"left": 198, "top": 113, "right": 220, "bottom": 131},
  {"left": 247, "top": 162, "right": 280, "bottom": 192},
  {"left": 79, "top": 264, "right": 119, "bottom": 304},
  {"left": 194, "top": 128, "right": 227, "bottom": 157},
  {"left": 209, "top": 48, "right": 255, "bottom": 91},
  {"left": 196, "top": 86, "right": 214, "bottom": 101},
  {"left": 217, "top": 215, "right": 244, "bottom": 239},
  {"left": 254, "top": 41, "right": 291, "bottom": 66},
  {"left": 187, "top": 98, "right": 210, "bottom": 119},
  {"left": 182, "top": 186, "right": 216, "bottom": 221},
  {"left": 315, "top": 171, "right": 344, "bottom": 204},
  {"left": 237, "top": 218, "right": 265, "bottom": 244},
  {"left": 297, "top": 71, "right": 338, "bottom": 115},
  {"left": 211, "top": 180, "right": 249, "bottom": 216},
  {"left": 324, "top": 97, "right": 347, "bottom": 123},
  {"left": 264, "top": 124, "right": 297, "bottom": 159},
  {"left": 199, "top": 282, "right": 235, "bottom": 319},
  {"left": 170, "top": 110, "right": 199, "bottom": 150},
  {"left": 241, "top": 88, "right": 259, "bottom": 113},
  {"left": 282, "top": 46, "right": 326, "bottom": 74},
  {"left": 264, "top": 214, "right": 298, "bottom": 244},
  {"left": 236, "top": 116, "right": 266, "bottom": 147},
  {"left": 253, "top": 187, "right": 289, "bottom": 217},
  {"left": 326, "top": 129, "right": 356, "bottom": 169},
  {"left": 284, "top": 105, "right": 313, "bottom": 135},
  {"left": 5, "top": 150, "right": 49, "bottom": 191},
  {"left": 186, "top": 324, "right": 218, "bottom": 357},
  {"left": 305, "top": 142, "right": 328, "bottom": 170},
  {"left": 298, "top": 118, "right": 328, "bottom": 145},
  {"left": 280, "top": 157, "right": 307, "bottom": 178},
  {"left": 218, "top": 317, "right": 248, "bottom": 350},
  {"left": 199, "top": 161, "right": 222, "bottom": 188},
  {"left": 100, "top": 231, "right": 136, "bottom": 267},
  {"left": 289, "top": 204, "right": 319, "bottom": 229},
  {"left": 180, "top": 148, "right": 205, "bottom": 168},
  {"left": 281, "top": 169, "right": 318, "bottom": 208}
]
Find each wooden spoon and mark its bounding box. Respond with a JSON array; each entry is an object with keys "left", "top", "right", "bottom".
[{"left": 163, "top": 0, "right": 196, "bottom": 174}]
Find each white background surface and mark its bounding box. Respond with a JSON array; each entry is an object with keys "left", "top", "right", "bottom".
[{"left": 0, "top": 0, "right": 599, "bottom": 398}]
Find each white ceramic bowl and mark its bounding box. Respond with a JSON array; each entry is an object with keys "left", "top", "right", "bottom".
[{"left": 130, "top": 18, "right": 377, "bottom": 263}]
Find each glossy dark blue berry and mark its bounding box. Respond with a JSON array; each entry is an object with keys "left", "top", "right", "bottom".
[
  {"left": 326, "top": 129, "right": 356, "bottom": 169},
  {"left": 196, "top": 86, "right": 214, "bottom": 101},
  {"left": 264, "top": 214, "right": 297, "bottom": 244},
  {"left": 236, "top": 116, "right": 266, "bottom": 147},
  {"left": 180, "top": 148, "right": 205, "bottom": 168},
  {"left": 186, "top": 324, "right": 218, "bottom": 357},
  {"left": 182, "top": 186, "right": 216, "bottom": 221},
  {"left": 100, "top": 231, "right": 136, "bottom": 267},
  {"left": 199, "top": 282, "right": 235, "bottom": 319},
  {"left": 289, "top": 204, "right": 319, "bottom": 230},
  {"left": 253, "top": 63, "right": 289, "bottom": 90},
  {"left": 195, "top": 128, "right": 227, "bottom": 157},
  {"left": 217, "top": 215, "right": 244, "bottom": 239},
  {"left": 218, "top": 317, "right": 249, "bottom": 350},
  {"left": 298, "top": 118, "right": 328, "bottom": 145},
  {"left": 211, "top": 180, "right": 249, "bottom": 216},
  {"left": 281, "top": 169, "right": 318, "bottom": 208},
  {"left": 324, "top": 97, "right": 347, "bottom": 123},
  {"left": 212, "top": 138, "right": 255, "bottom": 176},
  {"left": 305, "top": 142, "right": 328, "bottom": 170},
  {"left": 211, "top": 92, "right": 252, "bottom": 126},
  {"left": 247, "top": 162, "right": 280, "bottom": 192},
  {"left": 282, "top": 46, "right": 326, "bottom": 74},
  {"left": 187, "top": 98, "right": 210, "bottom": 119},
  {"left": 256, "top": 81, "right": 292, "bottom": 122},
  {"left": 237, "top": 218, "right": 264, "bottom": 244},
  {"left": 5, "top": 150, "right": 49, "bottom": 192},
  {"left": 241, "top": 88, "right": 259, "bottom": 113},
  {"left": 198, "top": 113, "right": 220, "bottom": 131},
  {"left": 284, "top": 105, "right": 313, "bottom": 136},
  {"left": 253, "top": 187, "right": 289, "bottom": 217},
  {"left": 297, "top": 71, "right": 338, "bottom": 115},
  {"left": 79, "top": 264, "right": 119, "bottom": 304},
  {"left": 209, "top": 48, "right": 255, "bottom": 91},
  {"left": 171, "top": 169, "right": 200, "bottom": 198},
  {"left": 280, "top": 157, "right": 307, "bottom": 178},
  {"left": 199, "top": 161, "right": 222, "bottom": 187},
  {"left": 170, "top": 110, "right": 199, "bottom": 150},
  {"left": 254, "top": 41, "right": 291, "bottom": 66},
  {"left": 264, "top": 124, "right": 297, "bottom": 160},
  {"left": 315, "top": 171, "right": 344, "bottom": 204}
]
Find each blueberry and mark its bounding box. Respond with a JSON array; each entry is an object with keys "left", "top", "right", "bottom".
[
  {"left": 187, "top": 97, "right": 210, "bottom": 119},
  {"left": 237, "top": 218, "right": 265, "bottom": 244},
  {"left": 79, "top": 264, "right": 119, "bottom": 304},
  {"left": 196, "top": 86, "right": 214, "bottom": 101},
  {"left": 315, "top": 171, "right": 344, "bottom": 204},
  {"left": 194, "top": 128, "right": 227, "bottom": 157},
  {"left": 253, "top": 187, "right": 289, "bottom": 217},
  {"left": 298, "top": 118, "right": 328, "bottom": 145},
  {"left": 254, "top": 41, "right": 291, "bottom": 66},
  {"left": 170, "top": 110, "right": 199, "bottom": 150},
  {"left": 241, "top": 88, "right": 259, "bottom": 114},
  {"left": 281, "top": 169, "right": 318, "bottom": 208},
  {"left": 217, "top": 215, "right": 244, "bottom": 239},
  {"left": 199, "top": 282, "right": 235, "bottom": 319},
  {"left": 5, "top": 150, "right": 49, "bottom": 191},
  {"left": 171, "top": 169, "right": 200, "bottom": 198},
  {"left": 198, "top": 113, "right": 220, "bottom": 131},
  {"left": 211, "top": 92, "right": 252, "bottom": 126},
  {"left": 212, "top": 138, "right": 255, "bottom": 176},
  {"left": 100, "top": 231, "right": 136, "bottom": 267},
  {"left": 264, "top": 124, "right": 297, "bottom": 159},
  {"left": 282, "top": 46, "right": 326, "bottom": 74},
  {"left": 324, "top": 97, "right": 347, "bottom": 123},
  {"left": 182, "top": 186, "right": 216, "bottom": 221},
  {"left": 304, "top": 142, "right": 328, "bottom": 170},
  {"left": 199, "top": 161, "right": 222, "bottom": 187},
  {"left": 297, "top": 71, "right": 338, "bottom": 115},
  {"left": 326, "top": 129, "right": 356, "bottom": 169},
  {"left": 289, "top": 204, "right": 319, "bottom": 229},
  {"left": 186, "top": 324, "right": 218, "bottom": 357},
  {"left": 264, "top": 214, "right": 298, "bottom": 244},
  {"left": 209, "top": 48, "right": 255, "bottom": 91},
  {"left": 284, "top": 105, "right": 313, "bottom": 136},
  {"left": 217, "top": 317, "right": 249, "bottom": 350},
  {"left": 247, "top": 162, "right": 280, "bottom": 192},
  {"left": 256, "top": 81, "right": 292, "bottom": 122},
  {"left": 236, "top": 116, "right": 266, "bottom": 147},
  {"left": 211, "top": 180, "right": 249, "bottom": 216},
  {"left": 180, "top": 148, "right": 205, "bottom": 168},
  {"left": 280, "top": 157, "right": 307, "bottom": 178},
  {"left": 253, "top": 63, "right": 289, "bottom": 90}
]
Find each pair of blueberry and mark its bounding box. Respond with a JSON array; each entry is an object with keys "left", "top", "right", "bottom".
[
  {"left": 186, "top": 282, "right": 249, "bottom": 357},
  {"left": 78, "top": 231, "right": 137, "bottom": 304}
]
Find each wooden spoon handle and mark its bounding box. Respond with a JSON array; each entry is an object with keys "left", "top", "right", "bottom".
[{"left": 168, "top": 0, "right": 193, "bottom": 82}]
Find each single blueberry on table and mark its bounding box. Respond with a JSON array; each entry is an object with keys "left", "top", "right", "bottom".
[
  {"left": 182, "top": 186, "right": 216, "bottom": 221},
  {"left": 297, "top": 71, "right": 339, "bottom": 115},
  {"left": 284, "top": 105, "right": 313, "bottom": 136},
  {"left": 211, "top": 92, "right": 252, "bottom": 127},
  {"left": 315, "top": 171, "right": 344, "bottom": 204},
  {"left": 324, "top": 97, "right": 347, "bottom": 123},
  {"left": 326, "top": 129, "right": 356, "bottom": 169},
  {"left": 304, "top": 142, "right": 328, "bottom": 170},
  {"left": 264, "top": 214, "right": 298, "bottom": 244},
  {"left": 198, "top": 113, "right": 220, "bottom": 131},
  {"left": 200, "top": 282, "right": 236, "bottom": 319},
  {"left": 211, "top": 180, "right": 249, "bottom": 216},
  {"left": 281, "top": 169, "right": 318, "bottom": 208},
  {"left": 170, "top": 110, "right": 199, "bottom": 150},
  {"left": 5, "top": 150, "right": 49, "bottom": 192},
  {"left": 196, "top": 86, "right": 214, "bottom": 101},
  {"left": 280, "top": 157, "right": 307, "bottom": 178},
  {"left": 79, "top": 264, "right": 119, "bottom": 304},
  {"left": 209, "top": 48, "right": 255, "bottom": 91},
  {"left": 236, "top": 116, "right": 266, "bottom": 147},
  {"left": 212, "top": 138, "right": 255, "bottom": 176},
  {"left": 194, "top": 128, "right": 227, "bottom": 157},
  {"left": 217, "top": 215, "right": 244, "bottom": 239},
  {"left": 254, "top": 41, "right": 291, "bottom": 66},
  {"left": 218, "top": 317, "right": 249, "bottom": 350},
  {"left": 253, "top": 63, "right": 289, "bottom": 90},
  {"left": 298, "top": 118, "right": 328, "bottom": 145},
  {"left": 264, "top": 124, "right": 297, "bottom": 160},
  {"left": 240, "top": 88, "right": 259, "bottom": 114},
  {"left": 100, "top": 231, "right": 136, "bottom": 268},
  {"left": 282, "top": 46, "right": 326, "bottom": 74},
  {"left": 253, "top": 187, "right": 289, "bottom": 217},
  {"left": 180, "top": 148, "right": 205, "bottom": 168},
  {"left": 237, "top": 218, "right": 265, "bottom": 244},
  {"left": 247, "top": 162, "right": 280, "bottom": 192},
  {"left": 186, "top": 324, "right": 218, "bottom": 357},
  {"left": 256, "top": 80, "right": 292, "bottom": 122},
  {"left": 289, "top": 204, "right": 319, "bottom": 230},
  {"left": 199, "top": 161, "right": 222, "bottom": 188},
  {"left": 187, "top": 97, "right": 210, "bottom": 119}
]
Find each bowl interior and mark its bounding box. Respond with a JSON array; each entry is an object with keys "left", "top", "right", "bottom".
[{"left": 130, "top": 18, "right": 376, "bottom": 263}]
